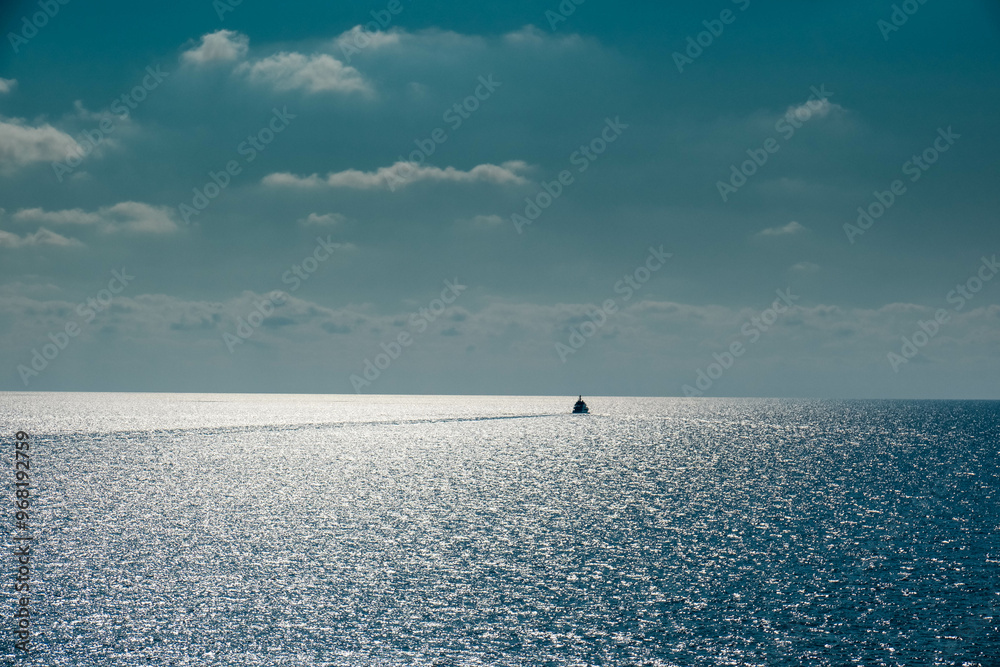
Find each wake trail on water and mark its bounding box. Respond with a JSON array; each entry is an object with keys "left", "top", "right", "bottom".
[{"left": 37, "top": 413, "right": 572, "bottom": 442}]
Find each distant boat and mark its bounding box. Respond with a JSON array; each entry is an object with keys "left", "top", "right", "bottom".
[{"left": 572, "top": 396, "right": 589, "bottom": 414}]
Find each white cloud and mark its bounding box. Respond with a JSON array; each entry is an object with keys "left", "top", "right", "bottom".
[
  {"left": 758, "top": 221, "right": 805, "bottom": 237},
  {"left": 69, "top": 100, "right": 131, "bottom": 131},
  {"left": 299, "top": 212, "right": 348, "bottom": 226},
  {"left": 181, "top": 30, "right": 249, "bottom": 65},
  {"left": 13, "top": 202, "right": 181, "bottom": 234},
  {"left": 238, "top": 52, "right": 369, "bottom": 94},
  {"left": 13, "top": 208, "right": 99, "bottom": 225},
  {"left": 460, "top": 214, "right": 505, "bottom": 228},
  {"left": 790, "top": 261, "right": 820, "bottom": 273},
  {"left": 0, "top": 78, "right": 17, "bottom": 94},
  {"left": 263, "top": 172, "right": 324, "bottom": 187},
  {"left": 783, "top": 98, "right": 842, "bottom": 124},
  {"left": 178, "top": 30, "right": 368, "bottom": 94},
  {"left": 504, "top": 25, "right": 547, "bottom": 44},
  {"left": 327, "top": 24, "right": 578, "bottom": 61},
  {"left": 53, "top": 291, "right": 989, "bottom": 371},
  {"left": 503, "top": 24, "right": 584, "bottom": 48},
  {"left": 179, "top": 24, "right": 588, "bottom": 98},
  {"left": 0, "top": 117, "right": 81, "bottom": 172},
  {"left": 263, "top": 160, "right": 529, "bottom": 190},
  {"left": 332, "top": 25, "right": 402, "bottom": 53},
  {"left": 0, "top": 228, "right": 83, "bottom": 248},
  {"left": 3, "top": 286, "right": 999, "bottom": 395}
]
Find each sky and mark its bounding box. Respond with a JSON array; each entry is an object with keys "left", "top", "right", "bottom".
[{"left": 1, "top": 0, "right": 998, "bottom": 397}]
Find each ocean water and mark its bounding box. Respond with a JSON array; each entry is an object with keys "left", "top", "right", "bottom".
[{"left": 2, "top": 393, "right": 998, "bottom": 666}]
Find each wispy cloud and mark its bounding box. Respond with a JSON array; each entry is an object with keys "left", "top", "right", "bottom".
[
  {"left": 237, "top": 52, "right": 369, "bottom": 94},
  {"left": 790, "top": 261, "right": 820, "bottom": 273},
  {"left": 0, "top": 117, "right": 81, "bottom": 172},
  {"left": 503, "top": 25, "right": 548, "bottom": 44},
  {"left": 783, "top": 98, "right": 841, "bottom": 123},
  {"left": 0, "top": 78, "right": 17, "bottom": 94},
  {"left": 180, "top": 29, "right": 368, "bottom": 95},
  {"left": 503, "top": 24, "right": 585, "bottom": 48},
  {"left": 459, "top": 214, "right": 505, "bottom": 228},
  {"left": 181, "top": 30, "right": 249, "bottom": 65},
  {"left": 264, "top": 161, "right": 529, "bottom": 190},
  {"left": 13, "top": 202, "right": 181, "bottom": 234},
  {"left": 299, "top": 212, "right": 349, "bottom": 226},
  {"left": 0, "top": 228, "right": 82, "bottom": 248},
  {"left": 758, "top": 221, "right": 805, "bottom": 237},
  {"left": 332, "top": 26, "right": 402, "bottom": 52}
]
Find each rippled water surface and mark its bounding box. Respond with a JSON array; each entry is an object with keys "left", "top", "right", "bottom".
[{"left": 2, "top": 393, "right": 998, "bottom": 665}]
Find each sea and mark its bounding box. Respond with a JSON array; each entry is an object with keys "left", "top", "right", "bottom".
[{"left": 1, "top": 393, "right": 998, "bottom": 666}]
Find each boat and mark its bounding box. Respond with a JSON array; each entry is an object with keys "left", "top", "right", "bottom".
[{"left": 572, "top": 396, "right": 589, "bottom": 414}]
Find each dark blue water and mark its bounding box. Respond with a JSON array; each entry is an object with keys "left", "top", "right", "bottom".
[{"left": 3, "top": 394, "right": 998, "bottom": 665}]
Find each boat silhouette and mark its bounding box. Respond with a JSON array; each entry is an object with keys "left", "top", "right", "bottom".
[{"left": 572, "top": 396, "right": 589, "bottom": 414}]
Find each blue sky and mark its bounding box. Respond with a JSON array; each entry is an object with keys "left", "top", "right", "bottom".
[{"left": 1, "top": 0, "right": 999, "bottom": 397}]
